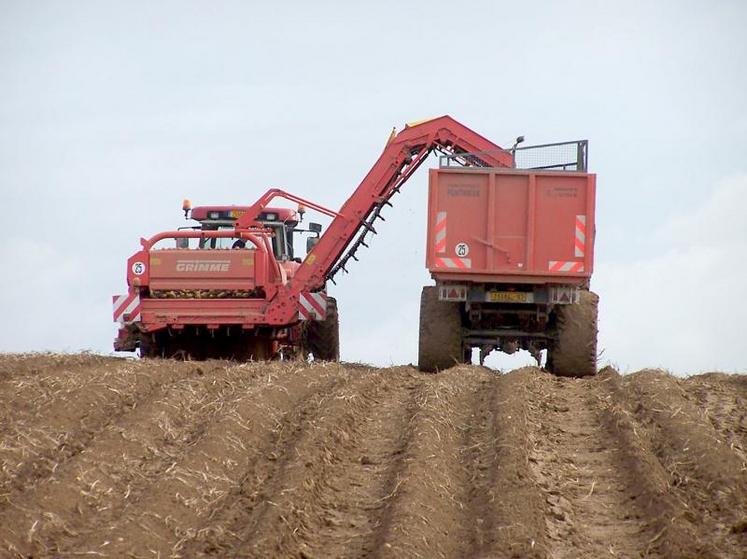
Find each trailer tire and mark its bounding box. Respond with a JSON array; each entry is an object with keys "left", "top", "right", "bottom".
[
  {"left": 548, "top": 290, "right": 598, "bottom": 377},
  {"left": 304, "top": 297, "right": 340, "bottom": 361},
  {"left": 418, "top": 286, "right": 464, "bottom": 372}
]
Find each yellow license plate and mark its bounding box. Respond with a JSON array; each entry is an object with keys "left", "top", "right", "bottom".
[{"left": 488, "top": 291, "right": 528, "bottom": 303}]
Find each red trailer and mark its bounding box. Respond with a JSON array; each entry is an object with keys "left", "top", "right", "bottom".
[
  {"left": 419, "top": 153, "right": 598, "bottom": 375},
  {"left": 426, "top": 168, "right": 595, "bottom": 281}
]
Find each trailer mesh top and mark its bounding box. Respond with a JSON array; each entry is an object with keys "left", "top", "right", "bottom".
[{"left": 439, "top": 140, "right": 588, "bottom": 172}]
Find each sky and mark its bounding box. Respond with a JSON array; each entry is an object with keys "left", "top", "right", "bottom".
[{"left": 1, "top": 0, "right": 745, "bottom": 374}]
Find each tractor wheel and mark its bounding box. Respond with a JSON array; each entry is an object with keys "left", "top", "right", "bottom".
[
  {"left": 233, "top": 334, "right": 275, "bottom": 361},
  {"left": 139, "top": 334, "right": 156, "bottom": 358},
  {"left": 547, "top": 290, "right": 599, "bottom": 377},
  {"left": 418, "top": 286, "right": 464, "bottom": 372},
  {"left": 304, "top": 297, "right": 340, "bottom": 361}
]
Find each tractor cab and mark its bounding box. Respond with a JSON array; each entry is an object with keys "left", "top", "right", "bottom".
[{"left": 186, "top": 205, "right": 297, "bottom": 261}]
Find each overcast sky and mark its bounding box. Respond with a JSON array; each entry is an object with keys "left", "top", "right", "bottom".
[{"left": 1, "top": 1, "right": 745, "bottom": 374}]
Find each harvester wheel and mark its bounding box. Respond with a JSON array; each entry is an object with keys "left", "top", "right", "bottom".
[
  {"left": 547, "top": 290, "right": 599, "bottom": 377},
  {"left": 418, "top": 286, "right": 464, "bottom": 372},
  {"left": 304, "top": 297, "right": 340, "bottom": 361},
  {"left": 139, "top": 335, "right": 156, "bottom": 358},
  {"left": 244, "top": 337, "right": 274, "bottom": 361}
]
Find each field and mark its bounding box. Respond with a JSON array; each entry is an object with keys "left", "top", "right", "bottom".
[{"left": 0, "top": 354, "right": 745, "bottom": 558}]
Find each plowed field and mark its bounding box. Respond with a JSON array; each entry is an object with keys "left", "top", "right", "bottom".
[{"left": 0, "top": 354, "right": 745, "bottom": 558}]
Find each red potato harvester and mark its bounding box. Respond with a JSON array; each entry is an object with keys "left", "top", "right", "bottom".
[{"left": 113, "top": 116, "right": 597, "bottom": 376}]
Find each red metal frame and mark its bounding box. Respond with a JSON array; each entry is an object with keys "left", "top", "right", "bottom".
[
  {"left": 236, "top": 190, "right": 343, "bottom": 222},
  {"left": 140, "top": 229, "right": 270, "bottom": 251}
]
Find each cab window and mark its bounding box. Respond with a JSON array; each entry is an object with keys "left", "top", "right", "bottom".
[
  {"left": 269, "top": 225, "right": 294, "bottom": 260},
  {"left": 195, "top": 220, "right": 294, "bottom": 260}
]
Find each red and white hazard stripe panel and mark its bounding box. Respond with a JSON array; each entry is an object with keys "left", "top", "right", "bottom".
[
  {"left": 434, "top": 256, "right": 472, "bottom": 269},
  {"left": 434, "top": 211, "right": 447, "bottom": 254},
  {"left": 548, "top": 215, "right": 587, "bottom": 273},
  {"left": 574, "top": 215, "right": 586, "bottom": 257},
  {"left": 112, "top": 293, "right": 141, "bottom": 324},
  {"left": 298, "top": 292, "right": 328, "bottom": 321},
  {"left": 548, "top": 261, "right": 585, "bottom": 273}
]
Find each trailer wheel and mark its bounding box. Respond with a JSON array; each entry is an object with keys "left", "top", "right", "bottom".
[
  {"left": 304, "top": 297, "right": 340, "bottom": 361},
  {"left": 547, "top": 290, "right": 598, "bottom": 377},
  {"left": 418, "top": 286, "right": 464, "bottom": 372}
]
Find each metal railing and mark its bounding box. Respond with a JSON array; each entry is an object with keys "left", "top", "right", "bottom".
[{"left": 439, "top": 139, "right": 588, "bottom": 172}]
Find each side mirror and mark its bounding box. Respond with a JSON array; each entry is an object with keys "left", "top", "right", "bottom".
[
  {"left": 309, "top": 222, "right": 322, "bottom": 234},
  {"left": 176, "top": 238, "right": 189, "bottom": 249},
  {"left": 306, "top": 236, "right": 319, "bottom": 253}
]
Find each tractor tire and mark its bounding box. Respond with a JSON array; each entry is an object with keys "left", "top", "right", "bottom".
[
  {"left": 547, "top": 290, "right": 599, "bottom": 377},
  {"left": 304, "top": 297, "right": 340, "bottom": 361},
  {"left": 139, "top": 334, "right": 157, "bottom": 358},
  {"left": 234, "top": 334, "right": 275, "bottom": 361},
  {"left": 418, "top": 286, "right": 464, "bottom": 372}
]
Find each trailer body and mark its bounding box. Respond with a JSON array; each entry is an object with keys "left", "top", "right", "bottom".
[{"left": 426, "top": 168, "right": 595, "bottom": 283}]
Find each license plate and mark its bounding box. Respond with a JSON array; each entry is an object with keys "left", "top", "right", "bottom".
[{"left": 487, "top": 291, "right": 528, "bottom": 303}]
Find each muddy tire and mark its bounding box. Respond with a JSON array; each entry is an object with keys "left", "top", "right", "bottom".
[
  {"left": 548, "top": 290, "right": 598, "bottom": 377},
  {"left": 138, "top": 335, "right": 155, "bottom": 359},
  {"left": 233, "top": 334, "right": 275, "bottom": 361},
  {"left": 304, "top": 297, "right": 340, "bottom": 361},
  {"left": 418, "top": 286, "right": 464, "bottom": 372}
]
